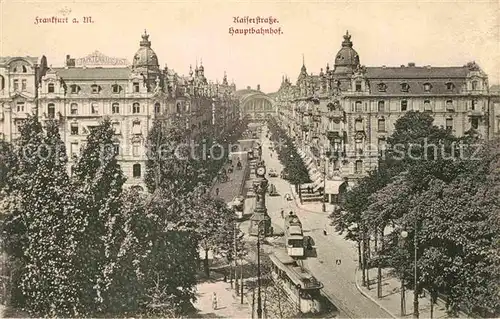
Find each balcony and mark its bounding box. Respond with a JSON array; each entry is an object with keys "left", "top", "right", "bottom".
[
  {"left": 468, "top": 110, "right": 485, "bottom": 117},
  {"left": 326, "top": 130, "right": 345, "bottom": 141},
  {"left": 327, "top": 110, "right": 345, "bottom": 120}
]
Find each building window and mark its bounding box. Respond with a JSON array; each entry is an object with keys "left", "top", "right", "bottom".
[
  {"left": 472, "top": 81, "right": 478, "bottom": 90},
  {"left": 355, "top": 160, "right": 363, "bottom": 174},
  {"left": 70, "top": 85, "right": 80, "bottom": 94},
  {"left": 355, "top": 139, "right": 363, "bottom": 154},
  {"left": 446, "top": 82, "right": 455, "bottom": 90},
  {"left": 176, "top": 103, "right": 182, "bottom": 113},
  {"left": 446, "top": 118, "right": 453, "bottom": 131},
  {"left": 355, "top": 101, "right": 362, "bottom": 112},
  {"left": 112, "top": 122, "right": 121, "bottom": 134},
  {"left": 91, "top": 84, "right": 100, "bottom": 94},
  {"left": 471, "top": 100, "right": 477, "bottom": 111},
  {"left": 16, "top": 102, "right": 25, "bottom": 113},
  {"left": 21, "top": 79, "right": 27, "bottom": 91},
  {"left": 424, "top": 100, "right": 431, "bottom": 112},
  {"left": 13, "top": 80, "right": 19, "bottom": 91},
  {"left": 91, "top": 103, "right": 99, "bottom": 114},
  {"left": 423, "top": 83, "right": 432, "bottom": 92},
  {"left": 377, "top": 101, "right": 385, "bottom": 112},
  {"left": 113, "top": 143, "right": 120, "bottom": 156},
  {"left": 132, "top": 122, "right": 141, "bottom": 135},
  {"left": 48, "top": 83, "right": 54, "bottom": 93},
  {"left": 112, "top": 103, "right": 120, "bottom": 114},
  {"left": 154, "top": 102, "right": 160, "bottom": 114},
  {"left": 377, "top": 83, "right": 387, "bottom": 92},
  {"left": 133, "top": 82, "right": 140, "bottom": 93},
  {"left": 446, "top": 100, "right": 454, "bottom": 111},
  {"left": 132, "top": 103, "right": 140, "bottom": 114},
  {"left": 70, "top": 103, "right": 78, "bottom": 115},
  {"left": 132, "top": 142, "right": 140, "bottom": 157},
  {"left": 378, "top": 138, "right": 386, "bottom": 155},
  {"left": 0, "top": 76, "right": 4, "bottom": 89},
  {"left": 70, "top": 142, "right": 79, "bottom": 157},
  {"left": 22, "top": 65, "right": 27, "bottom": 73},
  {"left": 47, "top": 103, "right": 55, "bottom": 118},
  {"left": 401, "top": 83, "right": 410, "bottom": 92},
  {"left": 70, "top": 123, "right": 79, "bottom": 135},
  {"left": 133, "top": 163, "right": 141, "bottom": 178},
  {"left": 401, "top": 100, "right": 408, "bottom": 111},
  {"left": 377, "top": 118, "right": 386, "bottom": 132},
  {"left": 471, "top": 118, "right": 479, "bottom": 129},
  {"left": 112, "top": 84, "right": 121, "bottom": 93},
  {"left": 333, "top": 159, "right": 340, "bottom": 170},
  {"left": 355, "top": 81, "right": 362, "bottom": 92},
  {"left": 355, "top": 119, "right": 363, "bottom": 132}
]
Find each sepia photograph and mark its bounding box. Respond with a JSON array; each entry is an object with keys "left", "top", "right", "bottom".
[{"left": 0, "top": 0, "right": 499, "bottom": 318}]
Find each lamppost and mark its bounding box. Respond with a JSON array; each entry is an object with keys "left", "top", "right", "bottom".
[
  {"left": 256, "top": 219, "right": 266, "bottom": 319},
  {"left": 322, "top": 151, "right": 327, "bottom": 212},
  {"left": 400, "top": 215, "right": 419, "bottom": 318}
]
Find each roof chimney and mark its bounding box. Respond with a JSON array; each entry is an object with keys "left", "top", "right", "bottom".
[
  {"left": 247, "top": 86, "right": 251, "bottom": 90},
  {"left": 257, "top": 84, "right": 261, "bottom": 91},
  {"left": 382, "top": 65, "right": 386, "bottom": 68},
  {"left": 426, "top": 65, "right": 431, "bottom": 69},
  {"left": 408, "top": 62, "right": 416, "bottom": 67},
  {"left": 400, "top": 65, "right": 405, "bottom": 67}
]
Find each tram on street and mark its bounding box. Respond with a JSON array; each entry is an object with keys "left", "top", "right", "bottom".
[
  {"left": 268, "top": 251, "right": 324, "bottom": 314},
  {"left": 284, "top": 212, "right": 305, "bottom": 257}
]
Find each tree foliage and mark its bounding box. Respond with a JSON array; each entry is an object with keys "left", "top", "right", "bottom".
[{"left": 331, "top": 111, "right": 500, "bottom": 317}]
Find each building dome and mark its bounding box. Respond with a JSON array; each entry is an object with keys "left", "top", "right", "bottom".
[
  {"left": 132, "top": 30, "right": 159, "bottom": 69},
  {"left": 334, "top": 31, "right": 360, "bottom": 73}
]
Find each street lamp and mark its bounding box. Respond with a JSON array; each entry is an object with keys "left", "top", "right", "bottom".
[
  {"left": 400, "top": 219, "right": 419, "bottom": 318},
  {"left": 256, "top": 219, "right": 266, "bottom": 319},
  {"left": 322, "top": 152, "right": 327, "bottom": 212}
]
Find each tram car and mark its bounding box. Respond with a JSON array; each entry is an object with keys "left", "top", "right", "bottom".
[
  {"left": 269, "top": 251, "right": 324, "bottom": 314},
  {"left": 284, "top": 212, "right": 305, "bottom": 258}
]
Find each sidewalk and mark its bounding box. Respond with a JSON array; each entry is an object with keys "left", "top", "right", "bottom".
[
  {"left": 194, "top": 280, "right": 251, "bottom": 318},
  {"left": 211, "top": 157, "right": 249, "bottom": 203},
  {"left": 289, "top": 184, "right": 335, "bottom": 215},
  {"left": 354, "top": 267, "right": 467, "bottom": 319}
]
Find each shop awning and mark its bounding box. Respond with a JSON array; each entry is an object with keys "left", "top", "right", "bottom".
[{"left": 325, "top": 179, "right": 346, "bottom": 195}]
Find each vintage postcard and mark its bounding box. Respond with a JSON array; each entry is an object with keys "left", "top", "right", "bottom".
[{"left": 0, "top": 0, "right": 499, "bottom": 318}]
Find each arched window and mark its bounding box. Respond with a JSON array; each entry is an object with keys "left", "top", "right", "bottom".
[
  {"left": 22, "top": 65, "right": 27, "bottom": 73},
  {"left": 132, "top": 103, "right": 140, "bottom": 114},
  {"left": 423, "top": 83, "right": 432, "bottom": 92},
  {"left": 48, "top": 83, "right": 55, "bottom": 93},
  {"left": 47, "top": 103, "right": 55, "bottom": 118},
  {"left": 154, "top": 102, "right": 160, "bottom": 114},
  {"left": 133, "top": 163, "right": 141, "bottom": 178},
  {"left": 176, "top": 103, "right": 181, "bottom": 113}
]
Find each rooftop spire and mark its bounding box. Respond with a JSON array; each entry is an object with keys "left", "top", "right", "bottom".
[
  {"left": 342, "top": 30, "right": 353, "bottom": 47},
  {"left": 140, "top": 29, "right": 151, "bottom": 47}
]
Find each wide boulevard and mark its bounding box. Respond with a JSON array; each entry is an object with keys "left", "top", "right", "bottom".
[{"left": 255, "top": 126, "right": 391, "bottom": 319}]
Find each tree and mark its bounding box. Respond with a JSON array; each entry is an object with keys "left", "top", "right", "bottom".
[
  {"left": 145, "top": 119, "right": 207, "bottom": 195},
  {"left": 1, "top": 118, "right": 84, "bottom": 316},
  {"left": 0, "top": 140, "right": 17, "bottom": 192},
  {"left": 71, "top": 118, "right": 126, "bottom": 314}
]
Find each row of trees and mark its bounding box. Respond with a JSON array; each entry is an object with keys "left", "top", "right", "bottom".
[
  {"left": 0, "top": 115, "right": 248, "bottom": 317},
  {"left": 330, "top": 111, "right": 500, "bottom": 317},
  {"left": 266, "top": 118, "right": 311, "bottom": 199}
]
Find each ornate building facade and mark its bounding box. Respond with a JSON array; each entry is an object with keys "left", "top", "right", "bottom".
[
  {"left": 0, "top": 31, "right": 240, "bottom": 190},
  {"left": 275, "top": 31, "right": 497, "bottom": 202}
]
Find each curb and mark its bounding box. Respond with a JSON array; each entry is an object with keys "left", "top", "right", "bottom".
[{"left": 353, "top": 267, "right": 397, "bottom": 319}]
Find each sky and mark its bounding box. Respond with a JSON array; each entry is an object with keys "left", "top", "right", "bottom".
[{"left": 1, "top": 0, "right": 499, "bottom": 93}]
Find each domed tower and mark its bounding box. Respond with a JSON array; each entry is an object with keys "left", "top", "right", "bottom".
[
  {"left": 333, "top": 31, "right": 360, "bottom": 75},
  {"left": 132, "top": 30, "right": 161, "bottom": 91}
]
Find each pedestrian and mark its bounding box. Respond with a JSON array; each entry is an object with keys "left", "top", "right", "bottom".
[
  {"left": 212, "top": 292, "right": 218, "bottom": 310},
  {"left": 215, "top": 187, "right": 219, "bottom": 196},
  {"left": 323, "top": 228, "right": 327, "bottom": 236},
  {"left": 281, "top": 209, "right": 284, "bottom": 219}
]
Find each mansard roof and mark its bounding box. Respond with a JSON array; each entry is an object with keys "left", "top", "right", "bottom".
[
  {"left": 365, "top": 66, "right": 471, "bottom": 79},
  {"left": 51, "top": 67, "right": 131, "bottom": 80}
]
